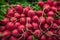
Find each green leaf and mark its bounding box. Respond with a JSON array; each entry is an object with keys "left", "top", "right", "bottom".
[{"left": 33, "top": 36, "right": 38, "bottom": 40}]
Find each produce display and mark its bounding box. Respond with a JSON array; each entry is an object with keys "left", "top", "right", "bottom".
[{"left": 0, "top": 0, "right": 60, "bottom": 40}]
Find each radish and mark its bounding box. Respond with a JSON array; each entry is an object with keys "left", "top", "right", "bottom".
[
  {"left": 34, "top": 29, "right": 42, "bottom": 38},
  {"left": 32, "top": 15, "right": 39, "bottom": 23},
  {"left": 38, "top": 1, "right": 44, "bottom": 7},
  {"left": 23, "top": 6, "right": 30, "bottom": 15},
  {"left": 57, "top": 19, "right": 60, "bottom": 25},
  {"left": 51, "top": 6, "right": 57, "bottom": 12},
  {"left": 0, "top": 26, "right": 5, "bottom": 32},
  {"left": 12, "top": 29, "right": 20, "bottom": 37},
  {"left": 47, "top": 37, "right": 53, "bottom": 40},
  {"left": 58, "top": 29, "right": 60, "bottom": 35},
  {"left": 7, "top": 22, "right": 15, "bottom": 31},
  {"left": 15, "top": 4, "right": 23, "bottom": 14},
  {"left": 26, "top": 23, "right": 33, "bottom": 30},
  {"left": 18, "top": 25, "right": 25, "bottom": 33},
  {"left": 26, "top": 17, "right": 32, "bottom": 23},
  {"left": 39, "top": 35, "right": 46, "bottom": 40},
  {"left": 46, "top": 17, "right": 54, "bottom": 24},
  {"left": 14, "top": 12, "right": 20, "bottom": 18},
  {"left": 32, "top": 22, "right": 38, "bottom": 30},
  {"left": 20, "top": 14, "right": 26, "bottom": 17},
  {"left": 27, "top": 35, "right": 33, "bottom": 40},
  {"left": 3, "top": 17, "right": 9, "bottom": 25},
  {"left": 15, "top": 22, "right": 21, "bottom": 28},
  {"left": 27, "top": 10, "right": 35, "bottom": 18},
  {"left": 20, "top": 17, "right": 26, "bottom": 25},
  {"left": 46, "top": 31, "right": 54, "bottom": 36},
  {"left": 39, "top": 17, "right": 45, "bottom": 24},
  {"left": 53, "top": 1, "right": 57, "bottom": 7},
  {"left": 9, "top": 36, "right": 17, "bottom": 40},
  {"left": 3, "top": 30, "right": 11, "bottom": 38},
  {"left": 7, "top": 9, "right": 15, "bottom": 17},
  {"left": 10, "top": 17, "right": 17, "bottom": 22},
  {"left": 47, "top": 11, "right": 55, "bottom": 17},
  {"left": 36, "top": 10, "right": 43, "bottom": 17}
]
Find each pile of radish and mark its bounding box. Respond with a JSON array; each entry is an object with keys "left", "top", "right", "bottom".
[{"left": 0, "top": 0, "right": 60, "bottom": 40}]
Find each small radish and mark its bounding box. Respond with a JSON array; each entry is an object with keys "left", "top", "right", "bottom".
[
  {"left": 38, "top": 1, "right": 44, "bottom": 7},
  {"left": 14, "top": 12, "right": 20, "bottom": 18},
  {"left": 34, "top": 29, "right": 42, "bottom": 38},
  {"left": 32, "top": 22, "right": 38, "bottom": 30},
  {"left": 47, "top": 37, "right": 53, "bottom": 40},
  {"left": 7, "top": 22, "right": 15, "bottom": 31},
  {"left": 46, "top": 17, "right": 54, "bottom": 24},
  {"left": 58, "top": 29, "right": 60, "bottom": 35},
  {"left": 7, "top": 9, "right": 14, "bottom": 17},
  {"left": 46, "top": 31, "right": 54, "bottom": 36},
  {"left": 12, "top": 29, "right": 20, "bottom": 37},
  {"left": 57, "top": 19, "right": 60, "bottom": 25},
  {"left": 51, "top": 6, "right": 57, "bottom": 12},
  {"left": 39, "top": 17, "right": 45, "bottom": 24},
  {"left": 27, "top": 35, "right": 33, "bottom": 40},
  {"left": 53, "top": 1, "right": 57, "bottom": 7},
  {"left": 27, "top": 10, "right": 35, "bottom": 18},
  {"left": 23, "top": 6, "right": 30, "bottom": 15},
  {"left": 26, "top": 17, "right": 32, "bottom": 23},
  {"left": 15, "top": 4, "right": 23, "bottom": 14},
  {"left": 18, "top": 25, "right": 25, "bottom": 33},
  {"left": 3, "top": 17, "right": 9, "bottom": 25},
  {"left": 20, "top": 14, "right": 26, "bottom": 17},
  {"left": 36, "top": 10, "right": 43, "bottom": 17},
  {"left": 47, "top": 11, "right": 55, "bottom": 17},
  {"left": 32, "top": 15, "right": 39, "bottom": 23},
  {"left": 0, "top": 26, "right": 5, "bottom": 32},
  {"left": 20, "top": 17, "right": 26, "bottom": 25},
  {"left": 10, "top": 17, "right": 17, "bottom": 22},
  {"left": 3, "top": 30, "right": 11, "bottom": 38},
  {"left": 15, "top": 22, "right": 21, "bottom": 28},
  {"left": 9, "top": 36, "right": 17, "bottom": 40},
  {"left": 26, "top": 23, "right": 33, "bottom": 30},
  {"left": 39, "top": 35, "right": 46, "bottom": 40}
]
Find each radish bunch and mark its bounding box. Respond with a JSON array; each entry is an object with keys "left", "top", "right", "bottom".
[{"left": 0, "top": 0, "right": 60, "bottom": 40}]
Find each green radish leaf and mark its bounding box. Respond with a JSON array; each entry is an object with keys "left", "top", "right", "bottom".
[{"left": 33, "top": 36, "right": 38, "bottom": 40}]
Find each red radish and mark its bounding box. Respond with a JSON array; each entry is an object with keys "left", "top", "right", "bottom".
[
  {"left": 39, "top": 17, "right": 45, "bottom": 24},
  {"left": 43, "top": 4, "right": 50, "bottom": 13},
  {"left": 20, "top": 14, "right": 25, "bottom": 17},
  {"left": 0, "top": 26, "right": 5, "bottom": 32},
  {"left": 23, "top": 32, "right": 29, "bottom": 38},
  {"left": 26, "top": 17, "right": 31, "bottom": 23},
  {"left": 36, "top": 10, "right": 43, "bottom": 17},
  {"left": 34, "top": 29, "right": 41, "bottom": 38},
  {"left": 46, "top": 0, "right": 53, "bottom": 6},
  {"left": 26, "top": 23, "right": 33, "bottom": 30},
  {"left": 57, "top": 19, "right": 60, "bottom": 25},
  {"left": 47, "top": 11, "right": 55, "bottom": 17},
  {"left": 18, "top": 25, "right": 25, "bottom": 33},
  {"left": 57, "top": 6, "right": 60, "bottom": 11},
  {"left": 51, "top": 6, "right": 57, "bottom": 12},
  {"left": 7, "top": 9, "right": 14, "bottom": 17},
  {"left": 27, "top": 35, "right": 33, "bottom": 40},
  {"left": 3, "top": 30, "right": 11, "bottom": 38},
  {"left": 38, "top": 1, "right": 44, "bottom": 7},
  {"left": 42, "top": 23, "right": 49, "bottom": 30},
  {"left": 32, "top": 15, "right": 39, "bottom": 23},
  {"left": 46, "top": 31, "right": 54, "bottom": 36},
  {"left": 9, "top": 36, "right": 17, "bottom": 40},
  {"left": 23, "top": 6, "right": 30, "bottom": 15},
  {"left": 20, "top": 17, "right": 26, "bottom": 25},
  {"left": 40, "top": 35, "right": 46, "bottom": 40},
  {"left": 27, "top": 10, "right": 35, "bottom": 18},
  {"left": 15, "top": 4, "right": 23, "bottom": 14},
  {"left": 12, "top": 29, "right": 19, "bottom": 37},
  {"left": 32, "top": 22, "right": 38, "bottom": 30},
  {"left": 7, "top": 22, "right": 15, "bottom": 31},
  {"left": 15, "top": 22, "right": 21, "bottom": 28},
  {"left": 10, "top": 17, "right": 17, "bottom": 22},
  {"left": 47, "top": 37, "right": 53, "bottom": 40},
  {"left": 53, "top": 1, "right": 57, "bottom": 6},
  {"left": 14, "top": 13, "right": 20, "bottom": 18},
  {"left": 46, "top": 17, "right": 54, "bottom": 24},
  {"left": 3, "top": 17, "right": 9, "bottom": 24}
]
